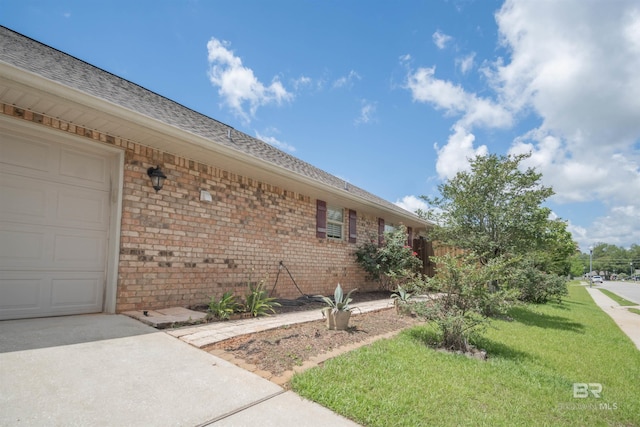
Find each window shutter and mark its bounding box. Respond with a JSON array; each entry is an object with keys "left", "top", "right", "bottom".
[
  {"left": 378, "top": 218, "right": 385, "bottom": 246},
  {"left": 348, "top": 209, "right": 357, "bottom": 243},
  {"left": 316, "top": 200, "right": 327, "bottom": 238},
  {"left": 407, "top": 227, "right": 413, "bottom": 246}
]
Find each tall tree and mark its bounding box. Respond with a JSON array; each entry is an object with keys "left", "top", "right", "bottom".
[{"left": 422, "top": 153, "right": 555, "bottom": 264}]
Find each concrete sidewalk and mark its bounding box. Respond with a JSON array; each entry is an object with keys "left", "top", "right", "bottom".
[
  {"left": 0, "top": 314, "right": 359, "bottom": 426},
  {"left": 585, "top": 285, "right": 640, "bottom": 351},
  {"left": 166, "top": 299, "right": 393, "bottom": 348}
]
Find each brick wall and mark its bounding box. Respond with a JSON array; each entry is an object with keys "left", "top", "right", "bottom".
[{"left": 2, "top": 104, "right": 384, "bottom": 312}]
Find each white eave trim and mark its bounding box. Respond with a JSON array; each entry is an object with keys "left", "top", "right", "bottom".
[{"left": 0, "top": 61, "right": 432, "bottom": 229}]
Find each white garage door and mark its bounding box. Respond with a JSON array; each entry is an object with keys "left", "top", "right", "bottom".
[{"left": 0, "top": 131, "right": 114, "bottom": 320}]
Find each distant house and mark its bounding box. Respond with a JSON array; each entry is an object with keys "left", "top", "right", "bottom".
[{"left": 0, "top": 26, "right": 432, "bottom": 320}]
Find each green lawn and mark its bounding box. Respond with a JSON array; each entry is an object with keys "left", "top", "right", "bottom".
[
  {"left": 292, "top": 285, "right": 640, "bottom": 426},
  {"left": 598, "top": 288, "right": 638, "bottom": 306}
]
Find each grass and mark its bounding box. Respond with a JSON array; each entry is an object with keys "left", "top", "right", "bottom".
[
  {"left": 597, "top": 288, "right": 638, "bottom": 306},
  {"left": 629, "top": 308, "right": 640, "bottom": 316},
  {"left": 291, "top": 285, "right": 640, "bottom": 426}
]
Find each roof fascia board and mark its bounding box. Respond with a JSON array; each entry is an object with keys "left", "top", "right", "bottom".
[{"left": 1, "top": 61, "right": 432, "bottom": 228}]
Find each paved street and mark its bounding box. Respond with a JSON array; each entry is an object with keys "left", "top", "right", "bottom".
[{"left": 596, "top": 280, "right": 640, "bottom": 305}]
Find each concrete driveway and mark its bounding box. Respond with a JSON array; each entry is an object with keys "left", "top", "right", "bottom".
[{"left": 0, "top": 314, "right": 358, "bottom": 426}]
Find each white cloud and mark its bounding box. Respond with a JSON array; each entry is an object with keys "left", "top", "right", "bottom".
[
  {"left": 432, "top": 30, "right": 453, "bottom": 49},
  {"left": 333, "top": 70, "right": 361, "bottom": 89},
  {"left": 395, "top": 195, "right": 428, "bottom": 213},
  {"left": 255, "top": 130, "right": 296, "bottom": 153},
  {"left": 206, "top": 38, "right": 293, "bottom": 122},
  {"left": 407, "top": 0, "right": 640, "bottom": 249},
  {"left": 292, "top": 75, "right": 312, "bottom": 91},
  {"left": 355, "top": 100, "right": 377, "bottom": 125},
  {"left": 456, "top": 53, "right": 475, "bottom": 74},
  {"left": 394, "top": 196, "right": 429, "bottom": 213},
  {"left": 406, "top": 66, "right": 512, "bottom": 129},
  {"left": 434, "top": 125, "right": 488, "bottom": 180},
  {"left": 492, "top": 0, "right": 640, "bottom": 250}
]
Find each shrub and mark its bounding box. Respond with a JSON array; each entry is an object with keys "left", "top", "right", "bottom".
[
  {"left": 354, "top": 225, "right": 422, "bottom": 290},
  {"left": 245, "top": 280, "right": 280, "bottom": 317},
  {"left": 508, "top": 262, "right": 568, "bottom": 303},
  {"left": 414, "top": 253, "right": 514, "bottom": 352},
  {"left": 208, "top": 291, "right": 242, "bottom": 320}
]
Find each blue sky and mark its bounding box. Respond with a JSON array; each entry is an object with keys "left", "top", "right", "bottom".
[{"left": 3, "top": 0, "right": 640, "bottom": 252}]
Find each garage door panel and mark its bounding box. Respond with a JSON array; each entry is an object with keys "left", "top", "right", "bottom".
[
  {"left": 0, "top": 273, "right": 103, "bottom": 319},
  {"left": 1, "top": 172, "right": 109, "bottom": 230},
  {"left": 51, "top": 277, "right": 101, "bottom": 308},
  {"left": 0, "top": 225, "right": 106, "bottom": 270},
  {"left": 54, "top": 233, "right": 105, "bottom": 268},
  {"left": 59, "top": 148, "right": 109, "bottom": 185},
  {"left": 0, "top": 173, "right": 48, "bottom": 219},
  {"left": 0, "top": 229, "right": 45, "bottom": 263},
  {"left": 0, "top": 277, "right": 43, "bottom": 310},
  {"left": 57, "top": 187, "right": 109, "bottom": 229},
  {"left": 0, "top": 134, "right": 50, "bottom": 172}
]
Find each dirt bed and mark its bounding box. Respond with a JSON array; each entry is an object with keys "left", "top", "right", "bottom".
[{"left": 204, "top": 305, "right": 423, "bottom": 380}]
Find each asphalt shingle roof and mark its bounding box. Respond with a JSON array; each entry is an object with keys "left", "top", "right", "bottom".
[{"left": 0, "top": 26, "right": 425, "bottom": 223}]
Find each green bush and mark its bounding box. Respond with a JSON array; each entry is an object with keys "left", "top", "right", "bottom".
[
  {"left": 208, "top": 291, "right": 242, "bottom": 320},
  {"left": 509, "top": 262, "right": 568, "bottom": 303},
  {"left": 414, "top": 253, "right": 514, "bottom": 352},
  {"left": 244, "top": 280, "right": 280, "bottom": 317},
  {"left": 354, "top": 225, "right": 422, "bottom": 290}
]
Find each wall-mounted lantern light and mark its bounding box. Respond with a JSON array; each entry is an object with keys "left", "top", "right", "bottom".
[{"left": 147, "top": 166, "right": 167, "bottom": 192}]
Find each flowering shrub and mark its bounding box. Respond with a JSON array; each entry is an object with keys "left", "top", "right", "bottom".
[{"left": 354, "top": 224, "right": 423, "bottom": 290}]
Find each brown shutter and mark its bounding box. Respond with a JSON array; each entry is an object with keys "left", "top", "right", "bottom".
[
  {"left": 378, "top": 218, "right": 385, "bottom": 246},
  {"left": 316, "top": 200, "right": 327, "bottom": 238},
  {"left": 407, "top": 227, "right": 413, "bottom": 246},
  {"left": 348, "top": 209, "right": 357, "bottom": 243}
]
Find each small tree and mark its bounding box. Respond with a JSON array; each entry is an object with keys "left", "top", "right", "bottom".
[
  {"left": 354, "top": 225, "right": 422, "bottom": 291},
  {"left": 414, "top": 253, "right": 517, "bottom": 352},
  {"left": 422, "top": 153, "right": 554, "bottom": 265},
  {"left": 421, "top": 152, "right": 574, "bottom": 304}
]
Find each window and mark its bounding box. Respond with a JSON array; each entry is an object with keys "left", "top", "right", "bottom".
[
  {"left": 316, "top": 200, "right": 355, "bottom": 242},
  {"left": 327, "top": 206, "right": 344, "bottom": 239}
]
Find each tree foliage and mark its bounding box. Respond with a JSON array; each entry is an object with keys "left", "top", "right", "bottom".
[
  {"left": 422, "top": 153, "right": 555, "bottom": 265},
  {"left": 420, "top": 153, "right": 573, "bottom": 305}
]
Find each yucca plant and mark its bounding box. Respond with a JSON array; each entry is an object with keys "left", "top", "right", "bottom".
[
  {"left": 317, "top": 283, "right": 357, "bottom": 313},
  {"left": 245, "top": 281, "right": 280, "bottom": 317},
  {"left": 208, "top": 291, "right": 241, "bottom": 320}
]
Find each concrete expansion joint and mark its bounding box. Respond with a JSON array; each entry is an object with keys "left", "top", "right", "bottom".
[{"left": 194, "top": 390, "right": 287, "bottom": 426}]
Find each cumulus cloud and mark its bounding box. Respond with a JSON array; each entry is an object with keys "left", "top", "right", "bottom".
[
  {"left": 406, "top": 66, "right": 512, "bottom": 129},
  {"left": 206, "top": 38, "right": 293, "bottom": 122},
  {"left": 408, "top": 0, "right": 640, "bottom": 249},
  {"left": 435, "top": 125, "right": 488, "bottom": 179},
  {"left": 493, "top": 0, "right": 640, "bottom": 249},
  {"left": 432, "top": 30, "right": 453, "bottom": 49},
  {"left": 395, "top": 195, "right": 429, "bottom": 213}
]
